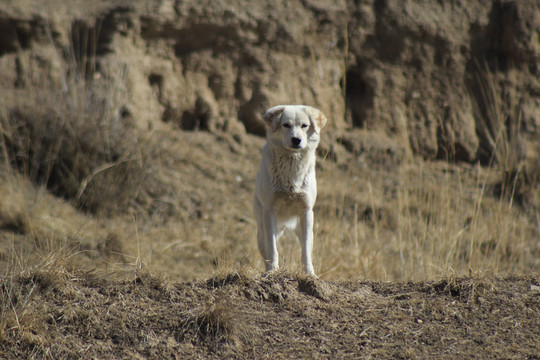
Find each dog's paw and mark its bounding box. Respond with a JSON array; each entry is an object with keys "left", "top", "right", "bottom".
[{"left": 265, "top": 263, "right": 279, "bottom": 273}]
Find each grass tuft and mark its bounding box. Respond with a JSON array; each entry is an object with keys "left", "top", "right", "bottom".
[
  {"left": 468, "top": 61, "right": 535, "bottom": 206},
  {"left": 195, "top": 302, "right": 240, "bottom": 349}
]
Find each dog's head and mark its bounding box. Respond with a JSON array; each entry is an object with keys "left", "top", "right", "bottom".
[{"left": 262, "top": 105, "right": 327, "bottom": 151}]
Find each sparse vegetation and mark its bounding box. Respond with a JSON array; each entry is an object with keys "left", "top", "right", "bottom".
[
  {"left": 0, "top": 86, "right": 148, "bottom": 215},
  {"left": 468, "top": 61, "right": 540, "bottom": 206},
  {"left": 0, "top": 24, "right": 159, "bottom": 216},
  {"left": 315, "top": 156, "right": 538, "bottom": 280}
]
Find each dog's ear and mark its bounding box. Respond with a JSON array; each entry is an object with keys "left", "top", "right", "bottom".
[
  {"left": 263, "top": 105, "right": 286, "bottom": 132},
  {"left": 304, "top": 106, "right": 327, "bottom": 134}
]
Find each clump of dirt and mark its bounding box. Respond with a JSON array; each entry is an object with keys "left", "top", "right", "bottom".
[{"left": 1, "top": 270, "right": 539, "bottom": 359}]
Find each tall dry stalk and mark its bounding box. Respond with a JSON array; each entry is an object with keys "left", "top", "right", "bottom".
[{"left": 468, "top": 61, "right": 527, "bottom": 204}]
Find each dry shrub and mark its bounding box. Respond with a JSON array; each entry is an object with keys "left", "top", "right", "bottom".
[
  {"left": 0, "top": 21, "right": 159, "bottom": 216},
  {"left": 0, "top": 78, "right": 154, "bottom": 215},
  {"left": 130, "top": 260, "right": 172, "bottom": 294},
  {"left": 469, "top": 63, "right": 524, "bottom": 167},
  {"left": 467, "top": 61, "right": 535, "bottom": 205},
  {"left": 0, "top": 278, "right": 50, "bottom": 351},
  {"left": 177, "top": 297, "right": 247, "bottom": 354},
  {"left": 9, "top": 227, "right": 83, "bottom": 295}
]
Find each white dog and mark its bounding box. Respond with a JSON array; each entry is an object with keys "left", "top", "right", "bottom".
[{"left": 254, "top": 105, "right": 327, "bottom": 275}]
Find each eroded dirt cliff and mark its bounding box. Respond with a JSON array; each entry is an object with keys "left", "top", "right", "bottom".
[{"left": 1, "top": 0, "right": 539, "bottom": 163}]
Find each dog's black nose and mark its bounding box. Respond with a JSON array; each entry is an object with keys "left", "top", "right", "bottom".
[{"left": 291, "top": 137, "right": 301, "bottom": 147}]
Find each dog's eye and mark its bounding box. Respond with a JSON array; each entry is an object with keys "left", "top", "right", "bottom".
[
  {"left": 301, "top": 124, "right": 309, "bottom": 129},
  {"left": 282, "top": 123, "right": 291, "bottom": 128}
]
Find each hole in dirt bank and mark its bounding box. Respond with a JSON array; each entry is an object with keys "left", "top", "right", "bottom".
[
  {"left": 0, "top": 18, "right": 42, "bottom": 56},
  {"left": 485, "top": 0, "right": 521, "bottom": 71},
  {"left": 468, "top": 1, "right": 528, "bottom": 73},
  {"left": 180, "top": 110, "right": 209, "bottom": 131},
  {"left": 148, "top": 73, "right": 163, "bottom": 88},
  {"left": 180, "top": 98, "right": 212, "bottom": 131},
  {"left": 148, "top": 73, "right": 164, "bottom": 101},
  {"left": 0, "top": 20, "right": 20, "bottom": 55},
  {"left": 237, "top": 84, "right": 267, "bottom": 136},
  {"left": 173, "top": 23, "right": 241, "bottom": 57},
  {"left": 435, "top": 120, "right": 476, "bottom": 163},
  {"left": 341, "top": 68, "right": 373, "bottom": 128}
]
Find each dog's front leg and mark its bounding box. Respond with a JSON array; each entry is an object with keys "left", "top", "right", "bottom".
[
  {"left": 262, "top": 208, "right": 279, "bottom": 272},
  {"left": 299, "top": 209, "right": 315, "bottom": 275}
]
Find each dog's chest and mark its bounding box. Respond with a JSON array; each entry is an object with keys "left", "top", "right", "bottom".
[{"left": 270, "top": 152, "right": 313, "bottom": 196}]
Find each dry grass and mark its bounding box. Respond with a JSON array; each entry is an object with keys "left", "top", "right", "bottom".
[
  {"left": 0, "top": 35, "right": 538, "bottom": 286},
  {"left": 0, "top": 81, "right": 156, "bottom": 215},
  {"left": 468, "top": 61, "right": 540, "bottom": 206},
  {"left": 0, "top": 128, "right": 538, "bottom": 283},
  {"left": 0, "top": 133, "right": 538, "bottom": 286},
  {"left": 315, "top": 156, "right": 537, "bottom": 281},
  {"left": 0, "top": 23, "right": 160, "bottom": 216}
]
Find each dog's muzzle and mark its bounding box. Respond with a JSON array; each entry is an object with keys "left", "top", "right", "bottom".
[{"left": 291, "top": 137, "right": 302, "bottom": 148}]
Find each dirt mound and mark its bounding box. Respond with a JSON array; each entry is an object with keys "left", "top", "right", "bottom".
[{"left": 1, "top": 269, "right": 539, "bottom": 359}]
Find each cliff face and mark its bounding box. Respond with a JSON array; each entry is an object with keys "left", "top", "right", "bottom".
[
  {"left": 1, "top": 0, "right": 539, "bottom": 162},
  {"left": 344, "top": 0, "right": 540, "bottom": 162}
]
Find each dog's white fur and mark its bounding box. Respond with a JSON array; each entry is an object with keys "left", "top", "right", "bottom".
[{"left": 254, "top": 105, "right": 327, "bottom": 275}]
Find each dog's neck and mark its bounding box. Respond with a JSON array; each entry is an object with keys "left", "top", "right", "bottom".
[{"left": 268, "top": 145, "right": 315, "bottom": 194}]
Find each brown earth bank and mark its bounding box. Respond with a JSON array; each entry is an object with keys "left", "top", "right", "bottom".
[
  {"left": 1, "top": 0, "right": 539, "bottom": 162},
  {"left": 1, "top": 270, "right": 539, "bottom": 359}
]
